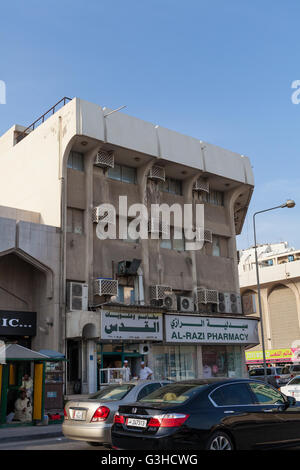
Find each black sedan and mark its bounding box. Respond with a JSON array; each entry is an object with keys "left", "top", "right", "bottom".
[{"left": 111, "top": 378, "right": 300, "bottom": 450}]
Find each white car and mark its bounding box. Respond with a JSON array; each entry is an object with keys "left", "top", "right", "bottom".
[{"left": 281, "top": 375, "right": 300, "bottom": 402}]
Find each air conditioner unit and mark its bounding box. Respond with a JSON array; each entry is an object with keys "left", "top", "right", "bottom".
[
  {"left": 195, "top": 228, "right": 213, "bottom": 244},
  {"left": 94, "top": 278, "right": 118, "bottom": 297},
  {"left": 162, "top": 293, "right": 177, "bottom": 310},
  {"left": 148, "top": 218, "right": 169, "bottom": 237},
  {"left": 196, "top": 288, "right": 219, "bottom": 305},
  {"left": 148, "top": 166, "right": 166, "bottom": 182},
  {"left": 178, "top": 296, "right": 194, "bottom": 313},
  {"left": 218, "top": 292, "right": 242, "bottom": 314},
  {"left": 66, "top": 282, "right": 88, "bottom": 311},
  {"left": 94, "top": 149, "right": 114, "bottom": 169},
  {"left": 193, "top": 178, "right": 209, "bottom": 193},
  {"left": 92, "top": 207, "right": 115, "bottom": 224},
  {"left": 139, "top": 344, "right": 150, "bottom": 355},
  {"left": 150, "top": 285, "right": 172, "bottom": 301}
]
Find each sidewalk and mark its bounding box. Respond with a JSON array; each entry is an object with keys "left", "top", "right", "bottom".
[{"left": 0, "top": 423, "right": 63, "bottom": 444}]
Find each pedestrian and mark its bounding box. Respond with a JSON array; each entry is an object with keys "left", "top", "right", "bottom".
[
  {"left": 20, "top": 373, "right": 33, "bottom": 399},
  {"left": 14, "top": 389, "right": 32, "bottom": 422},
  {"left": 139, "top": 361, "right": 153, "bottom": 380},
  {"left": 122, "top": 360, "right": 131, "bottom": 381}
]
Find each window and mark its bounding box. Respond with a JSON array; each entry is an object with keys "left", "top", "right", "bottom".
[
  {"left": 211, "top": 384, "right": 254, "bottom": 406},
  {"left": 67, "top": 208, "right": 84, "bottom": 234},
  {"left": 249, "top": 382, "right": 285, "bottom": 405},
  {"left": 212, "top": 236, "right": 220, "bottom": 256},
  {"left": 89, "top": 384, "right": 134, "bottom": 401},
  {"left": 202, "top": 345, "right": 243, "bottom": 379},
  {"left": 288, "top": 255, "right": 295, "bottom": 262},
  {"left": 137, "top": 383, "right": 162, "bottom": 401},
  {"left": 67, "top": 151, "right": 84, "bottom": 171},
  {"left": 159, "top": 178, "right": 182, "bottom": 195},
  {"left": 108, "top": 164, "right": 137, "bottom": 184},
  {"left": 114, "top": 286, "right": 135, "bottom": 305},
  {"left": 198, "top": 190, "right": 224, "bottom": 206},
  {"left": 160, "top": 228, "right": 185, "bottom": 251}
]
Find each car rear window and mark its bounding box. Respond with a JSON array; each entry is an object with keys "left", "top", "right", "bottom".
[
  {"left": 139, "top": 383, "right": 206, "bottom": 404},
  {"left": 89, "top": 384, "right": 134, "bottom": 401},
  {"left": 249, "top": 369, "right": 272, "bottom": 376},
  {"left": 292, "top": 366, "right": 300, "bottom": 372}
]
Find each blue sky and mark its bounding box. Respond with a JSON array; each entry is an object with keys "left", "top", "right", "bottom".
[{"left": 0, "top": 0, "right": 299, "bottom": 250}]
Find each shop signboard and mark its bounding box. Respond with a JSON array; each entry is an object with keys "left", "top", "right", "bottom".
[
  {"left": 165, "top": 315, "right": 259, "bottom": 344},
  {"left": 245, "top": 348, "right": 300, "bottom": 364},
  {"left": 0, "top": 311, "right": 36, "bottom": 336},
  {"left": 101, "top": 310, "right": 163, "bottom": 340}
]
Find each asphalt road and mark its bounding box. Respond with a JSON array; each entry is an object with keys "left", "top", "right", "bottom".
[{"left": 0, "top": 436, "right": 108, "bottom": 450}]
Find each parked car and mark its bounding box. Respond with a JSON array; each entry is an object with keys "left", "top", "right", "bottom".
[
  {"left": 289, "top": 364, "right": 300, "bottom": 378},
  {"left": 281, "top": 376, "right": 300, "bottom": 401},
  {"left": 62, "top": 380, "right": 170, "bottom": 446},
  {"left": 248, "top": 366, "right": 287, "bottom": 387},
  {"left": 111, "top": 378, "right": 299, "bottom": 450}
]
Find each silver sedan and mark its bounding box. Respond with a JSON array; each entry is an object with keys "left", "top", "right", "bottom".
[{"left": 62, "top": 380, "right": 170, "bottom": 446}]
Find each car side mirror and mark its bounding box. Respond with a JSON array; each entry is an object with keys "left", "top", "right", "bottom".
[{"left": 286, "top": 396, "right": 297, "bottom": 407}]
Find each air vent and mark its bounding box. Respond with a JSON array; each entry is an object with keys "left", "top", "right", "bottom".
[
  {"left": 94, "top": 279, "right": 118, "bottom": 297},
  {"left": 193, "top": 178, "right": 209, "bottom": 193},
  {"left": 148, "top": 166, "right": 166, "bottom": 182},
  {"left": 94, "top": 150, "right": 114, "bottom": 169}
]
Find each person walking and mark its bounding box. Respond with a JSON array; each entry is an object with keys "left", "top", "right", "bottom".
[
  {"left": 122, "top": 360, "right": 131, "bottom": 381},
  {"left": 139, "top": 361, "right": 153, "bottom": 380}
]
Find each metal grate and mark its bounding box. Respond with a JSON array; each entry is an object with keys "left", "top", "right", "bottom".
[
  {"left": 148, "top": 166, "right": 166, "bottom": 182},
  {"left": 193, "top": 178, "right": 210, "bottom": 193},
  {"left": 94, "top": 279, "right": 118, "bottom": 296},
  {"left": 196, "top": 288, "right": 219, "bottom": 305},
  {"left": 150, "top": 285, "right": 172, "bottom": 300},
  {"left": 94, "top": 150, "right": 114, "bottom": 168},
  {"left": 92, "top": 207, "right": 115, "bottom": 224},
  {"left": 195, "top": 227, "right": 212, "bottom": 243}
]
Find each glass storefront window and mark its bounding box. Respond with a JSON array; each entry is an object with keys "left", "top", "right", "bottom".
[
  {"left": 152, "top": 345, "right": 197, "bottom": 381},
  {"left": 202, "top": 345, "right": 243, "bottom": 379}
]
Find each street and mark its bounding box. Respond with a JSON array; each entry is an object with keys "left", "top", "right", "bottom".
[{"left": 0, "top": 436, "right": 107, "bottom": 450}]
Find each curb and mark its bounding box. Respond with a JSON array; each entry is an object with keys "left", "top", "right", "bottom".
[{"left": 0, "top": 431, "right": 63, "bottom": 444}]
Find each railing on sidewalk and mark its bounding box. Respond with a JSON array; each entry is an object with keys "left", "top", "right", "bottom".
[
  {"left": 15, "top": 97, "right": 72, "bottom": 144},
  {"left": 99, "top": 368, "right": 129, "bottom": 385}
]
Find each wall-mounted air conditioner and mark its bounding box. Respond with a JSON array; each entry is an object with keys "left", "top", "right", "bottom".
[
  {"left": 139, "top": 344, "right": 150, "bottom": 355},
  {"left": 177, "top": 296, "right": 194, "bottom": 313},
  {"left": 193, "top": 178, "right": 209, "bottom": 193},
  {"left": 218, "top": 292, "right": 242, "bottom": 314},
  {"left": 150, "top": 285, "right": 172, "bottom": 301},
  {"left": 94, "top": 149, "right": 114, "bottom": 169},
  {"left": 66, "top": 282, "right": 88, "bottom": 311},
  {"left": 92, "top": 206, "right": 116, "bottom": 224},
  {"left": 162, "top": 293, "right": 177, "bottom": 310},
  {"left": 148, "top": 166, "right": 165, "bottom": 182},
  {"left": 196, "top": 288, "right": 219, "bottom": 305},
  {"left": 94, "top": 279, "right": 118, "bottom": 297}
]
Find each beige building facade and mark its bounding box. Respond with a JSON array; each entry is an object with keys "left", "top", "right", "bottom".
[
  {"left": 239, "top": 242, "right": 300, "bottom": 357},
  {"left": 0, "top": 97, "right": 258, "bottom": 393}
]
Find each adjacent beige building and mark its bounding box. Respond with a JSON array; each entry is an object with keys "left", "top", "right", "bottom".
[
  {"left": 239, "top": 242, "right": 300, "bottom": 355},
  {"left": 0, "top": 97, "right": 258, "bottom": 393}
]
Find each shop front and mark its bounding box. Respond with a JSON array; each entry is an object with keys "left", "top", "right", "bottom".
[
  {"left": 245, "top": 348, "right": 300, "bottom": 366},
  {"left": 0, "top": 310, "right": 37, "bottom": 349},
  {"left": 151, "top": 314, "right": 260, "bottom": 380}
]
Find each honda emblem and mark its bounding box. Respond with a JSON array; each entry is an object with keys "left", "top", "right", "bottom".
[{"left": 132, "top": 407, "right": 137, "bottom": 414}]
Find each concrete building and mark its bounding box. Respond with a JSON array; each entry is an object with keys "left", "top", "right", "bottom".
[
  {"left": 0, "top": 97, "right": 258, "bottom": 393},
  {"left": 239, "top": 242, "right": 300, "bottom": 359}
]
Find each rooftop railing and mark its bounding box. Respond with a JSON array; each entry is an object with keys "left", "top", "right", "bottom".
[{"left": 15, "top": 96, "right": 72, "bottom": 144}]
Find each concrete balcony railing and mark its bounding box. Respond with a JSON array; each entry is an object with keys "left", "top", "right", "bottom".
[{"left": 239, "top": 259, "right": 300, "bottom": 288}]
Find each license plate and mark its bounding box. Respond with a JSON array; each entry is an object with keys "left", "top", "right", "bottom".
[
  {"left": 71, "top": 409, "right": 85, "bottom": 420},
  {"left": 126, "top": 418, "right": 147, "bottom": 428}
]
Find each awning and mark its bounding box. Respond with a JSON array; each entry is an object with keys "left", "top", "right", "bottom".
[
  {"left": 38, "top": 349, "right": 66, "bottom": 361},
  {"left": 1, "top": 344, "right": 50, "bottom": 362}
]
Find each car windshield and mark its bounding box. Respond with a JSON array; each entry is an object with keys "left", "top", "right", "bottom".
[
  {"left": 89, "top": 384, "right": 134, "bottom": 401},
  {"left": 139, "top": 383, "right": 206, "bottom": 404},
  {"left": 275, "top": 368, "right": 283, "bottom": 374}
]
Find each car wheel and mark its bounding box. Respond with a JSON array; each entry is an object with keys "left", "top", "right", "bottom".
[
  {"left": 206, "top": 431, "right": 234, "bottom": 450},
  {"left": 87, "top": 441, "right": 102, "bottom": 447}
]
